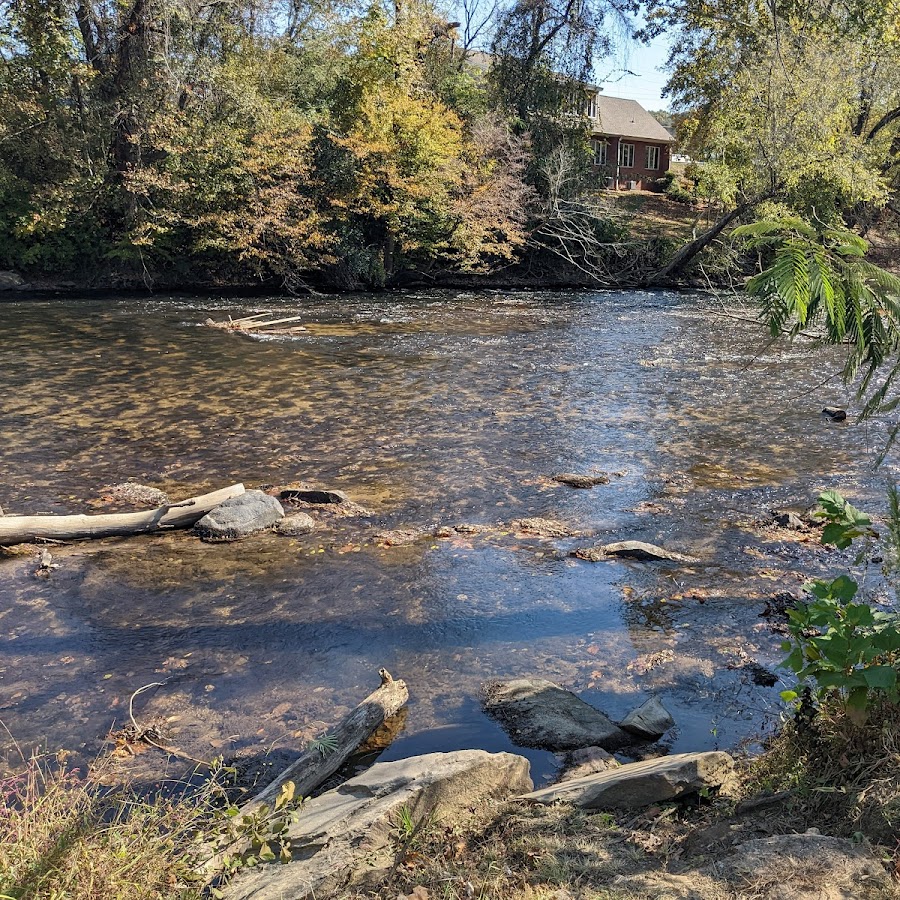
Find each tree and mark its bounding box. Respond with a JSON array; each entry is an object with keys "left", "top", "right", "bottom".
[{"left": 641, "top": 0, "right": 900, "bottom": 280}]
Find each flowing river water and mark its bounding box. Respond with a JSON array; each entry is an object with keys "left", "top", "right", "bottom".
[{"left": 0, "top": 289, "right": 896, "bottom": 784}]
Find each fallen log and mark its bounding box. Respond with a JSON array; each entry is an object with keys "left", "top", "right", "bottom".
[
  {"left": 240, "top": 669, "right": 409, "bottom": 818},
  {"left": 0, "top": 483, "right": 245, "bottom": 545}
]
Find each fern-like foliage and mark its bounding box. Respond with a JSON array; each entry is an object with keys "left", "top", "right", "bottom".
[{"left": 734, "top": 218, "right": 900, "bottom": 397}]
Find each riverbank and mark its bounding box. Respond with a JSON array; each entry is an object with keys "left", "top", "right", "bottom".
[
  {"left": 3, "top": 701, "right": 898, "bottom": 900},
  {"left": 0, "top": 196, "right": 716, "bottom": 297}
]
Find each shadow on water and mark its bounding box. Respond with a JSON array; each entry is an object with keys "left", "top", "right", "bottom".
[{"left": 0, "top": 289, "right": 896, "bottom": 781}]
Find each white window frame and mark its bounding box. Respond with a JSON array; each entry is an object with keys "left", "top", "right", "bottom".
[
  {"left": 584, "top": 93, "right": 597, "bottom": 119},
  {"left": 618, "top": 142, "right": 635, "bottom": 168},
  {"left": 592, "top": 139, "right": 608, "bottom": 166},
  {"left": 646, "top": 145, "right": 661, "bottom": 170}
]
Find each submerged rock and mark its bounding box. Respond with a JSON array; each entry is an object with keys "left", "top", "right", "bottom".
[
  {"left": 483, "top": 678, "right": 630, "bottom": 752},
  {"left": 274, "top": 512, "right": 315, "bottom": 536},
  {"left": 552, "top": 472, "right": 610, "bottom": 488},
  {"left": 195, "top": 490, "right": 284, "bottom": 541},
  {"left": 572, "top": 541, "right": 695, "bottom": 563},
  {"left": 521, "top": 751, "right": 734, "bottom": 809},
  {"left": 508, "top": 518, "right": 579, "bottom": 538},
  {"left": 96, "top": 482, "right": 170, "bottom": 509},
  {"left": 822, "top": 406, "right": 848, "bottom": 421},
  {"left": 222, "top": 750, "right": 532, "bottom": 900},
  {"left": 620, "top": 696, "right": 675, "bottom": 740}
]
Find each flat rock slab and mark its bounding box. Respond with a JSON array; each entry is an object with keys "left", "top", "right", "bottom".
[
  {"left": 620, "top": 696, "right": 675, "bottom": 739},
  {"left": 222, "top": 750, "right": 532, "bottom": 900},
  {"left": 483, "top": 678, "right": 630, "bottom": 752},
  {"left": 194, "top": 490, "right": 284, "bottom": 541},
  {"left": 552, "top": 473, "right": 610, "bottom": 488},
  {"left": 572, "top": 540, "right": 695, "bottom": 563},
  {"left": 521, "top": 751, "right": 733, "bottom": 809},
  {"left": 274, "top": 512, "right": 315, "bottom": 536}
]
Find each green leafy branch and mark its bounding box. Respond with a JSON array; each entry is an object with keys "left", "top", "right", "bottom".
[{"left": 780, "top": 491, "right": 900, "bottom": 724}]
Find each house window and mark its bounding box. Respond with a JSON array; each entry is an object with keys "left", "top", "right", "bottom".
[
  {"left": 646, "top": 145, "right": 661, "bottom": 170},
  {"left": 618, "top": 142, "right": 635, "bottom": 168},
  {"left": 583, "top": 93, "right": 597, "bottom": 119},
  {"left": 592, "top": 139, "right": 608, "bottom": 166}
]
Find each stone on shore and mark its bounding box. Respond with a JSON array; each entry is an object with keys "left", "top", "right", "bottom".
[
  {"left": 772, "top": 510, "right": 805, "bottom": 529},
  {"left": 520, "top": 751, "right": 734, "bottom": 809},
  {"left": 274, "top": 512, "right": 315, "bottom": 536},
  {"left": 194, "top": 490, "right": 284, "bottom": 541},
  {"left": 822, "top": 407, "right": 848, "bottom": 421},
  {"left": 0, "top": 271, "right": 26, "bottom": 290},
  {"left": 552, "top": 473, "right": 610, "bottom": 488},
  {"left": 620, "top": 696, "right": 675, "bottom": 740},
  {"left": 221, "top": 750, "right": 532, "bottom": 900},
  {"left": 483, "top": 678, "right": 631, "bottom": 752},
  {"left": 572, "top": 541, "right": 695, "bottom": 563}
]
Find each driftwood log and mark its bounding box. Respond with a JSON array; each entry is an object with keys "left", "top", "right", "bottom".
[
  {"left": 240, "top": 669, "right": 409, "bottom": 818},
  {"left": 0, "top": 483, "right": 245, "bottom": 545}
]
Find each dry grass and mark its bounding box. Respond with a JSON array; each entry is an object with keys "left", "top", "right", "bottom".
[
  {"left": 747, "top": 699, "right": 900, "bottom": 847},
  {"left": 0, "top": 753, "right": 211, "bottom": 900}
]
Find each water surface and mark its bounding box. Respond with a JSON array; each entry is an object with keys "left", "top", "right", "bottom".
[{"left": 0, "top": 290, "right": 894, "bottom": 783}]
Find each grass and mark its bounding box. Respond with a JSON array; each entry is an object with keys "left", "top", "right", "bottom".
[
  {"left": 0, "top": 753, "right": 211, "bottom": 900},
  {"left": 747, "top": 697, "right": 900, "bottom": 847}
]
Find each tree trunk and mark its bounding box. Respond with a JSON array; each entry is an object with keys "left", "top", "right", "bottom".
[
  {"left": 646, "top": 189, "right": 778, "bottom": 285},
  {"left": 240, "top": 671, "right": 409, "bottom": 819},
  {"left": 0, "top": 484, "right": 245, "bottom": 545}
]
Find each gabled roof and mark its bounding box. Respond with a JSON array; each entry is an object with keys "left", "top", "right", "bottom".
[{"left": 593, "top": 96, "right": 675, "bottom": 143}]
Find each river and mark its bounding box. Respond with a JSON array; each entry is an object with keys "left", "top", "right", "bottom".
[{"left": 0, "top": 289, "right": 894, "bottom": 784}]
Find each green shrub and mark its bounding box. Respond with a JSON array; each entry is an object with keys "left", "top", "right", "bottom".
[{"left": 779, "top": 491, "right": 900, "bottom": 723}]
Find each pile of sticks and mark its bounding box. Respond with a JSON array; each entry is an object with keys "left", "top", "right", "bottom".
[{"left": 205, "top": 312, "right": 308, "bottom": 336}]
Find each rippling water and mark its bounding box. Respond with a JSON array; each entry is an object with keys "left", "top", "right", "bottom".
[{"left": 0, "top": 290, "right": 895, "bottom": 783}]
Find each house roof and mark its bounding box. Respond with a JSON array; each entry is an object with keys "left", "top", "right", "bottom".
[{"left": 593, "top": 96, "right": 675, "bottom": 143}]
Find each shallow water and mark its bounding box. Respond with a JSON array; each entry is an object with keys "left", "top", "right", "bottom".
[{"left": 0, "top": 290, "right": 895, "bottom": 784}]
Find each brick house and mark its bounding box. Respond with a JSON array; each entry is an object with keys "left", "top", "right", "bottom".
[{"left": 583, "top": 94, "right": 675, "bottom": 190}]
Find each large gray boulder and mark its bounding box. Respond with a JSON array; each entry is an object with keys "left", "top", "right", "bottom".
[
  {"left": 483, "top": 678, "right": 631, "bottom": 752},
  {"left": 194, "top": 490, "right": 284, "bottom": 541},
  {"left": 222, "top": 750, "right": 532, "bottom": 900},
  {"left": 521, "top": 751, "right": 733, "bottom": 809}
]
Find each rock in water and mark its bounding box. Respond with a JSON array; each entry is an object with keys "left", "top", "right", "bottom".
[
  {"left": 195, "top": 490, "right": 284, "bottom": 541},
  {"left": 508, "top": 518, "right": 579, "bottom": 538},
  {"left": 222, "top": 750, "right": 532, "bottom": 900},
  {"left": 274, "top": 512, "right": 315, "bottom": 536},
  {"left": 280, "top": 488, "right": 347, "bottom": 504},
  {"left": 822, "top": 407, "right": 848, "bottom": 421},
  {"left": 520, "top": 751, "right": 734, "bottom": 809},
  {"left": 572, "top": 541, "right": 694, "bottom": 562},
  {"left": 620, "top": 696, "right": 675, "bottom": 739},
  {"left": 557, "top": 746, "right": 619, "bottom": 782},
  {"left": 772, "top": 510, "right": 805, "bottom": 529},
  {"left": 483, "top": 678, "right": 630, "bottom": 752},
  {"left": 552, "top": 473, "right": 610, "bottom": 488}
]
